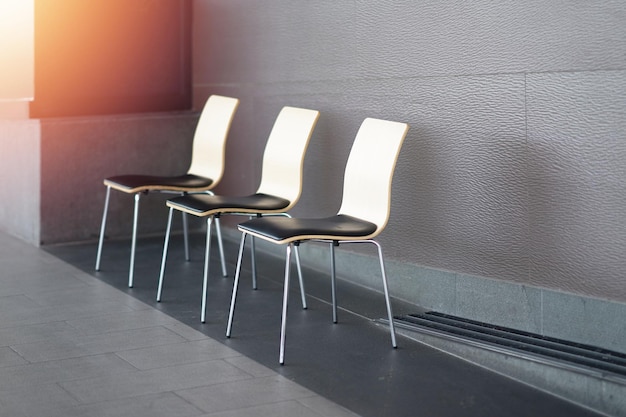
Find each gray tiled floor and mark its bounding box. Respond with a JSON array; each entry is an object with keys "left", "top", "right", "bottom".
[
  {"left": 0, "top": 232, "right": 359, "bottom": 417},
  {"left": 3, "top": 229, "right": 610, "bottom": 417}
]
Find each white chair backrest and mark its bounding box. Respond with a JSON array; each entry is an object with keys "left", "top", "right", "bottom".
[
  {"left": 188, "top": 95, "right": 240, "bottom": 181},
  {"left": 338, "top": 118, "right": 409, "bottom": 235},
  {"left": 256, "top": 106, "right": 320, "bottom": 208}
]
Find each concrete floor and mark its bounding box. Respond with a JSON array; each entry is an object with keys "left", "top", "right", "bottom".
[{"left": 0, "top": 230, "right": 607, "bottom": 416}]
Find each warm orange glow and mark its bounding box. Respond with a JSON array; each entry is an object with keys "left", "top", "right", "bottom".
[
  {"left": 0, "top": 0, "right": 35, "bottom": 101},
  {"left": 31, "top": 0, "right": 191, "bottom": 117}
]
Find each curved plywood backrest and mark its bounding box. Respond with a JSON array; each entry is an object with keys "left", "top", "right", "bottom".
[
  {"left": 188, "top": 95, "right": 240, "bottom": 181},
  {"left": 256, "top": 106, "right": 320, "bottom": 209},
  {"left": 338, "top": 118, "right": 409, "bottom": 237}
]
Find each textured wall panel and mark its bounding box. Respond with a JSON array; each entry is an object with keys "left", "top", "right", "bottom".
[
  {"left": 355, "top": 0, "right": 626, "bottom": 78},
  {"left": 248, "top": 76, "right": 531, "bottom": 283},
  {"left": 195, "top": 0, "right": 355, "bottom": 85},
  {"left": 193, "top": 0, "right": 264, "bottom": 85},
  {"left": 527, "top": 71, "right": 626, "bottom": 300},
  {"left": 378, "top": 76, "right": 529, "bottom": 282},
  {"left": 193, "top": 1, "right": 626, "bottom": 304}
]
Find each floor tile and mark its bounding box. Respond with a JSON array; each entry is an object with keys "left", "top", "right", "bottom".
[
  {"left": 65, "top": 308, "right": 180, "bottom": 335},
  {"left": 0, "top": 353, "right": 136, "bottom": 390},
  {"left": 0, "top": 347, "right": 27, "bottom": 367},
  {"left": 0, "top": 299, "right": 136, "bottom": 330},
  {"left": 10, "top": 337, "right": 88, "bottom": 363},
  {"left": 197, "top": 399, "right": 329, "bottom": 417},
  {"left": 62, "top": 392, "right": 204, "bottom": 417},
  {"left": 60, "top": 360, "right": 252, "bottom": 404},
  {"left": 223, "top": 355, "right": 278, "bottom": 378},
  {"left": 115, "top": 339, "right": 239, "bottom": 370},
  {"left": 177, "top": 375, "right": 316, "bottom": 414},
  {"left": 0, "top": 295, "right": 41, "bottom": 314},
  {"left": 296, "top": 396, "right": 361, "bottom": 417},
  {"left": 0, "top": 383, "right": 78, "bottom": 417},
  {"left": 0, "top": 321, "right": 79, "bottom": 347},
  {"left": 164, "top": 322, "right": 213, "bottom": 341},
  {"left": 12, "top": 325, "right": 187, "bottom": 363}
]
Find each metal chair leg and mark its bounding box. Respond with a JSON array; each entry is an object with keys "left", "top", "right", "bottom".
[
  {"left": 95, "top": 186, "right": 111, "bottom": 271},
  {"left": 128, "top": 193, "right": 140, "bottom": 288},
  {"left": 250, "top": 235, "right": 258, "bottom": 289},
  {"left": 156, "top": 207, "right": 174, "bottom": 302},
  {"left": 293, "top": 245, "right": 307, "bottom": 309},
  {"left": 226, "top": 232, "right": 248, "bottom": 338},
  {"left": 279, "top": 243, "right": 293, "bottom": 365},
  {"left": 200, "top": 216, "right": 213, "bottom": 323},
  {"left": 280, "top": 213, "right": 306, "bottom": 304},
  {"left": 181, "top": 211, "right": 190, "bottom": 261},
  {"left": 330, "top": 242, "right": 338, "bottom": 323},
  {"left": 372, "top": 240, "right": 397, "bottom": 348},
  {"left": 214, "top": 217, "right": 228, "bottom": 277}
]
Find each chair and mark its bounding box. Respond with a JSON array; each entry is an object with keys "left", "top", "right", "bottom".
[
  {"left": 95, "top": 95, "right": 240, "bottom": 288},
  {"left": 226, "top": 117, "right": 409, "bottom": 364},
  {"left": 157, "top": 106, "right": 320, "bottom": 323}
]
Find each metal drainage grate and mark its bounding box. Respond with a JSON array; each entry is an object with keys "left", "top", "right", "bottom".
[{"left": 394, "top": 311, "right": 626, "bottom": 378}]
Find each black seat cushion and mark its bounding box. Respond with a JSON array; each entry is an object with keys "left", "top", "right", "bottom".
[
  {"left": 167, "top": 193, "right": 291, "bottom": 215},
  {"left": 105, "top": 174, "right": 213, "bottom": 193},
  {"left": 238, "top": 214, "right": 377, "bottom": 242}
]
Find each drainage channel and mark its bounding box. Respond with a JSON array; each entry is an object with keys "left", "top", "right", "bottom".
[{"left": 393, "top": 311, "right": 626, "bottom": 380}]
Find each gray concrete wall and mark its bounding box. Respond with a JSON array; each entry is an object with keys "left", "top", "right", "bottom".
[
  {"left": 39, "top": 112, "right": 199, "bottom": 245},
  {"left": 191, "top": 0, "right": 626, "bottom": 348},
  {"left": 0, "top": 120, "right": 41, "bottom": 244},
  {"left": 0, "top": 113, "right": 199, "bottom": 246}
]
